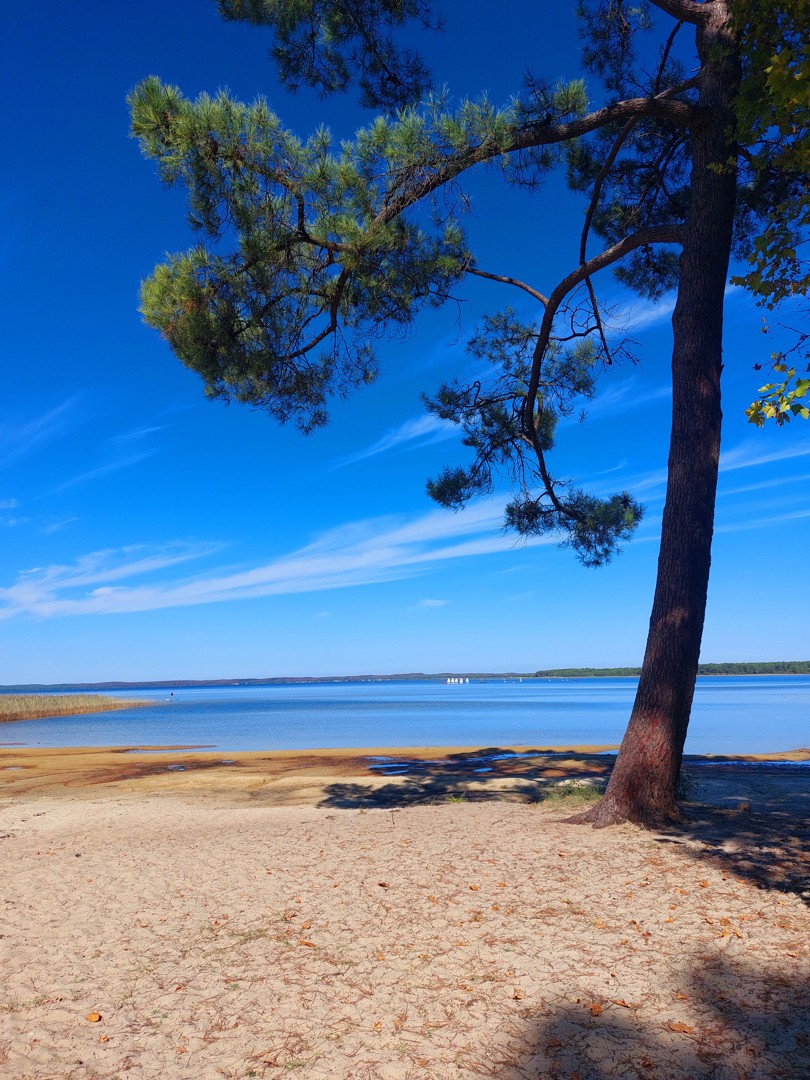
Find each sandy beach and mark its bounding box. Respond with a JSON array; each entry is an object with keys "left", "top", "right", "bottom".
[{"left": 1, "top": 746, "right": 808, "bottom": 1079}]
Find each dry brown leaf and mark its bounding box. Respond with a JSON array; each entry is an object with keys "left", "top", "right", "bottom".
[
  {"left": 96, "top": 1035, "right": 110, "bottom": 1044},
  {"left": 699, "top": 881, "right": 710, "bottom": 888},
  {"left": 299, "top": 939, "right": 316, "bottom": 948},
  {"left": 373, "top": 1021, "right": 382, "bottom": 1031},
  {"left": 85, "top": 1012, "right": 102, "bottom": 1023},
  {"left": 512, "top": 988, "right": 525, "bottom": 1000},
  {"left": 300, "top": 920, "right": 312, "bottom": 930},
  {"left": 376, "top": 952, "right": 385, "bottom": 961},
  {"left": 590, "top": 1003, "right": 603, "bottom": 1016},
  {"left": 668, "top": 1021, "right": 695, "bottom": 1033},
  {"left": 469, "top": 884, "right": 480, "bottom": 891},
  {"left": 611, "top": 999, "right": 639, "bottom": 1008},
  {"left": 593, "top": 919, "right": 607, "bottom": 929},
  {"left": 378, "top": 881, "right": 389, "bottom": 889}
]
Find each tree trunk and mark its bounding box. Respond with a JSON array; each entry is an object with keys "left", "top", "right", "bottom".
[{"left": 572, "top": 4, "right": 741, "bottom": 829}]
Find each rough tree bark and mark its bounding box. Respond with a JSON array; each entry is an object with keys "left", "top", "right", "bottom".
[{"left": 574, "top": 0, "right": 741, "bottom": 829}]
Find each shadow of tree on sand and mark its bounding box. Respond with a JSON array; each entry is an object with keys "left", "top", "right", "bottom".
[
  {"left": 317, "top": 747, "right": 611, "bottom": 810},
  {"left": 512, "top": 954, "right": 810, "bottom": 1079},
  {"left": 317, "top": 749, "right": 809, "bottom": 904},
  {"left": 652, "top": 802, "right": 810, "bottom": 905}
]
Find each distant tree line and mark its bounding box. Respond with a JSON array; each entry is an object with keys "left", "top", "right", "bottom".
[{"left": 535, "top": 661, "right": 810, "bottom": 677}]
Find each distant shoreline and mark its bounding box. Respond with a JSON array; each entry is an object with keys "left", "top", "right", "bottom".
[
  {"left": 3, "top": 665, "right": 807, "bottom": 691},
  {"left": 2, "top": 662, "right": 809, "bottom": 691}
]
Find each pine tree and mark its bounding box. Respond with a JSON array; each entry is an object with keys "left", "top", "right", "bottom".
[{"left": 130, "top": 0, "right": 809, "bottom": 827}]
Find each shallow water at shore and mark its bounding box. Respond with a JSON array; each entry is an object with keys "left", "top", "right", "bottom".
[{"left": 2, "top": 675, "right": 808, "bottom": 757}]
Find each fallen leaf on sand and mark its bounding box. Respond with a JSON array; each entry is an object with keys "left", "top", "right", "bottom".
[
  {"left": 378, "top": 882, "right": 389, "bottom": 889},
  {"left": 611, "top": 999, "right": 639, "bottom": 1008},
  {"left": 590, "top": 1003, "right": 603, "bottom": 1016},
  {"left": 546, "top": 1038, "right": 562, "bottom": 1050},
  {"left": 469, "top": 884, "right": 480, "bottom": 891},
  {"left": 668, "top": 1021, "right": 695, "bottom": 1033},
  {"left": 97, "top": 1035, "right": 110, "bottom": 1044},
  {"left": 299, "top": 939, "right": 316, "bottom": 948},
  {"left": 85, "top": 1013, "right": 102, "bottom": 1023}
]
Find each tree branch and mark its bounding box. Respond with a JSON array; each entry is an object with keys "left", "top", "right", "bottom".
[
  {"left": 512, "top": 88, "right": 700, "bottom": 152},
  {"left": 465, "top": 266, "right": 549, "bottom": 306},
  {"left": 379, "top": 88, "right": 702, "bottom": 224},
  {"left": 648, "top": 0, "right": 710, "bottom": 24},
  {"left": 655, "top": 19, "right": 685, "bottom": 95},
  {"left": 525, "top": 224, "right": 684, "bottom": 435}
]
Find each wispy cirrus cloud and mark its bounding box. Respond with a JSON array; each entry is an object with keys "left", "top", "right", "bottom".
[
  {"left": 332, "top": 414, "right": 458, "bottom": 470},
  {"left": 51, "top": 423, "right": 165, "bottom": 493},
  {"left": 618, "top": 292, "right": 677, "bottom": 332},
  {"left": 614, "top": 282, "right": 741, "bottom": 334},
  {"left": 0, "top": 500, "right": 557, "bottom": 621},
  {"left": 0, "top": 396, "right": 84, "bottom": 470},
  {"left": 715, "top": 507, "right": 810, "bottom": 535},
  {"left": 52, "top": 450, "right": 159, "bottom": 493},
  {"left": 109, "top": 425, "right": 166, "bottom": 446},
  {"left": 41, "top": 516, "right": 79, "bottom": 534},
  {"left": 564, "top": 376, "right": 671, "bottom": 425},
  {"left": 719, "top": 437, "right": 810, "bottom": 473}
]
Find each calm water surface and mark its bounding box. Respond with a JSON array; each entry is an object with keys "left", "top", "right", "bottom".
[{"left": 2, "top": 677, "right": 808, "bottom": 756}]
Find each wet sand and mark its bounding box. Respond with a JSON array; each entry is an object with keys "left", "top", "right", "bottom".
[{"left": 1, "top": 743, "right": 809, "bottom": 815}]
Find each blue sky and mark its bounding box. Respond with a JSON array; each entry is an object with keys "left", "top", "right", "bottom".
[{"left": 1, "top": 1, "right": 808, "bottom": 684}]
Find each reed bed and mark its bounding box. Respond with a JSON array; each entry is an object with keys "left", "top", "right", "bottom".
[{"left": 0, "top": 693, "right": 148, "bottom": 722}]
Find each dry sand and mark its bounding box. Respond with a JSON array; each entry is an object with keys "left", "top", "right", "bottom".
[{"left": 1, "top": 745, "right": 808, "bottom": 1079}]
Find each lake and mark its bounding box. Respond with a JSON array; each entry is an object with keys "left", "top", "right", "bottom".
[{"left": 2, "top": 676, "right": 808, "bottom": 757}]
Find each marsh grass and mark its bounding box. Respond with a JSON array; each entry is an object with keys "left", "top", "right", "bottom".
[{"left": 0, "top": 693, "right": 149, "bottom": 723}]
